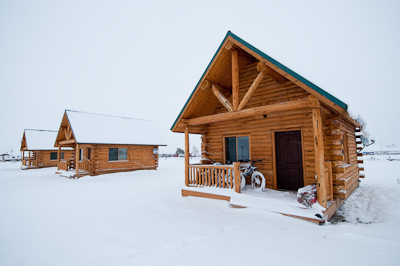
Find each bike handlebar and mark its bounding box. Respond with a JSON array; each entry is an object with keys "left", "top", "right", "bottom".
[{"left": 249, "top": 159, "right": 263, "bottom": 165}]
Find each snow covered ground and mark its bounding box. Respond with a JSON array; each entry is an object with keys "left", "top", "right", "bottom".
[{"left": 0, "top": 156, "right": 399, "bottom": 266}]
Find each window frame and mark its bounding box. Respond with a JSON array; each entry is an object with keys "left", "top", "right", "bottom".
[
  {"left": 108, "top": 147, "right": 129, "bottom": 162},
  {"left": 223, "top": 135, "right": 250, "bottom": 164},
  {"left": 343, "top": 133, "right": 350, "bottom": 164},
  {"left": 50, "top": 152, "right": 57, "bottom": 161}
]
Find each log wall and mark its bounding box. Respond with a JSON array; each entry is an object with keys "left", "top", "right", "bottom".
[
  {"left": 200, "top": 61, "right": 360, "bottom": 198},
  {"left": 322, "top": 114, "right": 360, "bottom": 199},
  {"left": 202, "top": 62, "right": 313, "bottom": 189},
  {"left": 77, "top": 144, "right": 159, "bottom": 175},
  {"left": 26, "top": 150, "right": 73, "bottom": 168}
]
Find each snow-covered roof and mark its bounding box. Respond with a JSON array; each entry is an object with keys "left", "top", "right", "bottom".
[
  {"left": 24, "top": 129, "right": 60, "bottom": 150},
  {"left": 65, "top": 110, "right": 167, "bottom": 146}
]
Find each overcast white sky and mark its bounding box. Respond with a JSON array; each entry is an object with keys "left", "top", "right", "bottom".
[{"left": 1, "top": 0, "right": 399, "bottom": 155}]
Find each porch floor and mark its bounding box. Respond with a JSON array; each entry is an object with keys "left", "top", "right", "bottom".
[
  {"left": 182, "top": 185, "right": 332, "bottom": 224},
  {"left": 55, "top": 170, "right": 91, "bottom": 179}
]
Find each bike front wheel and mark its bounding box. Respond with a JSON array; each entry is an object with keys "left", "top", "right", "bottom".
[
  {"left": 251, "top": 171, "right": 266, "bottom": 191},
  {"left": 240, "top": 172, "right": 246, "bottom": 190}
]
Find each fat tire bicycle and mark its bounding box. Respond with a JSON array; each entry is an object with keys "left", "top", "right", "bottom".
[{"left": 240, "top": 159, "right": 265, "bottom": 191}]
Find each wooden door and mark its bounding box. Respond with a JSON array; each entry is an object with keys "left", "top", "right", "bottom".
[{"left": 275, "top": 130, "right": 304, "bottom": 190}]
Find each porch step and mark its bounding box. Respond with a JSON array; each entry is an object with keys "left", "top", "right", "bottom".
[{"left": 182, "top": 189, "right": 231, "bottom": 202}]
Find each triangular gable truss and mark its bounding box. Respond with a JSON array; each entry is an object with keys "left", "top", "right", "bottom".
[
  {"left": 20, "top": 132, "right": 27, "bottom": 151},
  {"left": 171, "top": 31, "right": 358, "bottom": 133},
  {"left": 55, "top": 111, "right": 76, "bottom": 147}
]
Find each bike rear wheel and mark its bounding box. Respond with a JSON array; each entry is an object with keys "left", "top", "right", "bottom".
[{"left": 251, "top": 171, "right": 266, "bottom": 191}]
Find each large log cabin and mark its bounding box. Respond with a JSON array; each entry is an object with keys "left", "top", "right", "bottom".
[
  {"left": 54, "top": 110, "right": 166, "bottom": 177},
  {"left": 20, "top": 129, "right": 73, "bottom": 169},
  {"left": 171, "top": 31, "right": 364, "bottom": 219}
]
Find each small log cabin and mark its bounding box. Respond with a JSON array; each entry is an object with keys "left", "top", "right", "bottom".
[
  {"left": 20, "top": 129, "right": 73, "bottom": 169},
  {"left": 171, "top": 31, "right": 364, "bottom": 218},
  {"left": 54, "top": 110, "right": 166, "bottom": 177}
]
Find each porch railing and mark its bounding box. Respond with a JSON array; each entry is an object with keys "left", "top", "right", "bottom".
[
  {"left": 188, "top": 164, "right": 236, "bottom": 189},
  {"left": 77, "top": 159, "right": 91, "bottom": 173},
  {"left": 58, "top": 161, "right": 68, "bottom": 171}
]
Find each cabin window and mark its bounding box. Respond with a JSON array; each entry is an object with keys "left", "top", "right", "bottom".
[
  {"left": 88, "top": 148, "right": 91, "bottom": 160},
  {"left": 50, "top": 152, "right": 57, "bottom": 160},
  {"left": 343, "top": 134, "right": 350, "bottom": 164},
  {"left": 79, "top": 149, "right": 83, "bottom": 161},
  {"left": 119, "top": 148, "right": 128, "bottom": 160},
  {"left": 109, "top": 148, "right": 128, "bottom": 161},
  {"left": 60, "top": 152, "right": 64, "bottom": 160},
  {"left": 225, "top": 136, "right": 250, "bottom": 164}
]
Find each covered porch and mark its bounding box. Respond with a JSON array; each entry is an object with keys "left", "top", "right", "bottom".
[
  {"left": 56, "top": 141, "right": 93, "bottom": 176},
  {"left": 55, "top": 118, "right": 94, "bottom": 176},
  {"left": 182, "top": 95, "right": 334, "bottom": 209},
  {"left": 21, "top": 150, "right": 39, "bottom": 168}
]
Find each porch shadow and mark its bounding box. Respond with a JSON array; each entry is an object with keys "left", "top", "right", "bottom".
[{"left": 182, "top": 186, "right": 340, "bottom": 225}]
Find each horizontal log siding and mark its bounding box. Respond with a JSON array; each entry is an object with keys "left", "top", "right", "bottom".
[
  {"left": 77, "top": 144, "right": 159, "bottom": 174},
  {"left": 29, "top": 150, "right": 73, "bottom": 168},
  {"left": 323, "top": 115, "right": 359, "bottom": 199},
  {"left": 201, "top": 62, "right": 315, "bottom": 189},
  {"left": 200, "top": 61, "right": 360, "bottom": 194}
]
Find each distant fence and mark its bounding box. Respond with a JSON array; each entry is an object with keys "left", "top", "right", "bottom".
[{"left": 363, "top": 151, "right": 400, "bottom": 155}]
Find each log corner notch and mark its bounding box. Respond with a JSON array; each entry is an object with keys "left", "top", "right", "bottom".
[
  {"left": 309, "top": 95, "right": 328, "bottom": 208},
  {"left": 201, "top": 80, "right": 233, "bottom": 112}
]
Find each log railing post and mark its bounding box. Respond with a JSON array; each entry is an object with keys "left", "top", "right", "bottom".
[
  {"left": 57, "top": 146, "right": 61, "bottom": 170},
  {"left": 184, "top": 124, "right": 189, "bottom": 186},
  {"left": 309, "top": 95, "right": 327, "bottom": 208},
  {"left": 233, "top": 162, "right": 241, "bottom": 193},
  {"left": 76, "top": 144, "right": 79, "bottom": 175}
]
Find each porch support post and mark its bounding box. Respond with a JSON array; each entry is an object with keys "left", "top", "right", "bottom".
[
  {"left": 22, "top": 151, "right": 24, "bottom": 165},
  {"left": 233, "top": 162, "right": 241, "bottom": 193},
  {"left": 309, "top": 95, "right": 327, "bottom": 208},
  {"left": 76, "top": 144, "right": 79, "bottom": 175},
  {"left": 28, "top": 151, "right": 31, "bottom": 166},
  {"left": 232, "top": 49, "right": 239, "bottom": 111},
  {"left": 57, "top": 146, "right": 61, "bottom": 170},
  {"left": 184, "top": 124, "right": 189, "bottom": 186}
]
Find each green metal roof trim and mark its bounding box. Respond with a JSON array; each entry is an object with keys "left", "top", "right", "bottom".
[{"left": 171, "top": 31, "right": 348, "bottom": 131}]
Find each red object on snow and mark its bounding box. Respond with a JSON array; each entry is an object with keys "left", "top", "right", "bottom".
[{"left": 297, "top": 184, "right": 317, "bottom": 208}]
